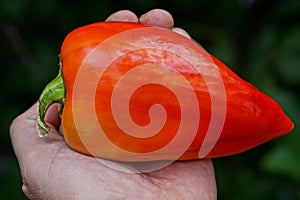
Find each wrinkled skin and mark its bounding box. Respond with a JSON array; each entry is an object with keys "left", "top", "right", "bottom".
[{"left": 10, "top": 9, "right": 217, "bottom": 200}]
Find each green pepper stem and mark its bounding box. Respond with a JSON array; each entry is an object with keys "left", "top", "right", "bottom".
[{"left": 36, "top": 55, "right": 66, "bottom": 137}]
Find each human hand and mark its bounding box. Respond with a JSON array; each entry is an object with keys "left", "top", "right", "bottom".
[{"left": 10, "top": 9, "right": 217, "bottom": 200}]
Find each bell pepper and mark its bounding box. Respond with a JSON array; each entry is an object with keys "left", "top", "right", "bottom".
[{"left": 36, "top": 22, "right": 294, "bottom": 162}]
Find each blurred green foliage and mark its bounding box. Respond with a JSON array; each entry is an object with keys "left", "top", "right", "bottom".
[{"left": 1, "top": 0, "right": 299, "bottom": 199}]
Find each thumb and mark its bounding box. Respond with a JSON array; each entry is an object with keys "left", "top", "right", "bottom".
[
  {"left": 10, "top": 102, "right": 65, "bottom": 169},
  {"left": 10, "top": 102, "right": 68, "bottom": 199}
]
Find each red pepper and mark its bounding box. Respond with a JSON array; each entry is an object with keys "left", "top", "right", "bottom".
[{"left": 36, "top": 22, "right": 294, "bottom": 161}]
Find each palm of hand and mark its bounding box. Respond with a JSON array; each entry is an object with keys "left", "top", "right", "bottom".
[{"left": 11, "top": 103, "right": 216, "bottom": 199}]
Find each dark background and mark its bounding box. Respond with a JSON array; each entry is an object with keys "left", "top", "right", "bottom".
[{"left": 1, "top": 0, "right": 300, "bottom": 199}]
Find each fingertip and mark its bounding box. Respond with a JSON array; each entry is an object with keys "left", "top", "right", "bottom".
[
  {"left": 44, "top": 103, "right": 61, "bottom": 129},
  {"left": 139, "top": 9, "right": 174, "bottom": 29},
  {"left": 171, "top": 27, "right": 191, "bottom": 39},
  {"left": 105, "top": 10, "right": 139, "bottom": 22}
]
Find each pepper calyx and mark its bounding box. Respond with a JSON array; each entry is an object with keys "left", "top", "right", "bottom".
[{"left": 36, "top": 55, "right": 66, "bottom": 137}]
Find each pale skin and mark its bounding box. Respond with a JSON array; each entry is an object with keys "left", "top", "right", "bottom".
[{"left": 10, "top": 9, "right": 217, "bottom": 200}]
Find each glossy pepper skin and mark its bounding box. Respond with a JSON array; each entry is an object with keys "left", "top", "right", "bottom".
[{"left": 37, "top": 22, "right": 294, "bottom": 161}]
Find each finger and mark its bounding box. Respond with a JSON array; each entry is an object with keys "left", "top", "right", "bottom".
[
  {"left": 106, "top": 10, "right": 138, "bottom": 22},
  {"left": 139, "top": 9, "right": 174, "bottom": 29},
  {"left": 171, "top": 27, "right": 191, "bottom": 39},
  {"left": 44, "top": 103, "right": 61, "bottom": 129}
]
